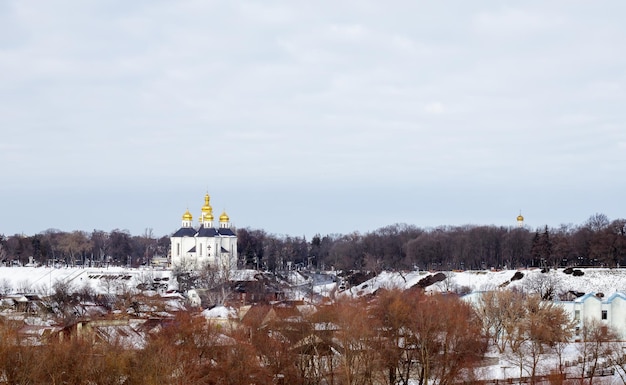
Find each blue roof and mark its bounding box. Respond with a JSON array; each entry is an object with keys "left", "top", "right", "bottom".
[
  {"left": 171, "top": 226, "right": 236, "bottom": 238},
  {"left": 574, "top": 292, "right": 602, "bottom": 303},
  {"left": 172, "top": 227, "right": 197, "bottom": 237},
  {"left": 605, "top": 292, "right": 626, "bottom": 303},
  {"left": 218, "top": 228, "right": 236, "bottom": 236},
  {"left": 197, "top": 227, "right": 218, "bottom": 237}
]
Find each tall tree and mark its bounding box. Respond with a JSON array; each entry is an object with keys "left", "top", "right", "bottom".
[
  {"left": 108, "top": 229, "right": 132, "bottom": 266},
  {"left": 577, "top": 319, "right": 618, "bottom": 385}
]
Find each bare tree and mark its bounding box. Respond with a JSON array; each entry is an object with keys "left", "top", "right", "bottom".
[
  {"left": 477, "top": 290, "right": 512, "bottom": 351},
  {"left": 606, "top": 339, "right": 626, "bottom": 385},
  {"left": 524, "top": 270, "right": 563, "bottom": 300},
  {"left": 90, "top": 229, "right": 110, "bottom": 267},
  {"left": 0, "top": 278, "right": 11, "bottom": 295},
  {"left": 0, "top": 234, "right": 8, "bottom": 264},
  {"left": 498, "top": 293, "right": 574, "bottom": 383},
  {"left": 194, "top": 261, "right": 233, "bottom": 307},
  {"left": 586, "top": 213, "right": 610, "bottom": 232},
  {"left": 15, "top": 279, "right": 32, "bottom": 294},
  {"left": 577, "top": 319, "right": 618, "bottom": 385},
  {"left": 333, "top": 296, "right": 379, "bottom": 385},
  {"left": 415, "top": 293, "right": 486, "bottom": 385},
  {"left": 370, "top": 288, "right": 418, "bottom": 385}
]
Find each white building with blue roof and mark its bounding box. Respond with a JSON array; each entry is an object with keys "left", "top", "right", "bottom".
[
  {"left": 558, "top": 292, "right": 626, "bottom": 340},
  {"left": 170, "top": 193, "right": 238, "bottom": 270}
]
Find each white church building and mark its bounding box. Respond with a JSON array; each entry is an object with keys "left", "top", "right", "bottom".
[{"left": 170, "top": 193, "right": 238, "bottom": 270}]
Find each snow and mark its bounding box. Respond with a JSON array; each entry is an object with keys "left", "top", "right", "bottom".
[
  {"left": 344, "top": 270, "right": 424, "bottom": 296},
  {"left": 2, "top": 266, "right": 626, "bottom": 300},
  {"left": 448, "top": 268, "right": 626, "bottom": 295},
  {"left": 0, "top": 266, "right": 174, "bottom": 295},
  {"left": 202, "top": 305, "right": 236, "bottom": 319},
  {"left": 331, "top": 268, "right": 626, "bottom": 298}
]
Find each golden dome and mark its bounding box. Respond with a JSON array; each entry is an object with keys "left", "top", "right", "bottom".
[
  {"left": 202, "top": 213, "right": 214, "bottom": 222},
  {"left": 182, "top": 209, "right": 193, "bottom": 221},
  {"left": 517, "top": 214, "right": 524, "bottom": 222},
  {"left": 219, "top": 211, "right": 229, "bottom": 222},
  {"left": 201, "top": 193, "right": 213, "bottom": 215}
]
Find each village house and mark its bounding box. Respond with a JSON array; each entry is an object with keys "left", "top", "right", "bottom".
[{"left": 557, "top": 292, "right": 626, "bottom": 340}]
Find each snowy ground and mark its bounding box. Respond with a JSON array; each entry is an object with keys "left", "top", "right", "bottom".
[
  {"left": 1, "top": 266, "right": 626, "bottom": 298},
  {"left": 340, "top": 268, "right": 626, "bottom": 298},
  {"left": 0, "top": 266, "right": 175, "bottom": 295}
]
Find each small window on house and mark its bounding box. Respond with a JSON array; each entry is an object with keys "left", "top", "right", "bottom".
[
  {"left": 601, "top": 310, "right": 607, "bottom": 320},
  {"left": 574, "top": 310, "right": 580, "bottom": 320}
]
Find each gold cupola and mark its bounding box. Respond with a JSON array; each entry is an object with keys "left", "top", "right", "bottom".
[
  {"left": 219, "top": 211, "right": 230, "bottom": 222},
  {"left": 201, "top": 193, "right": 214, "bottom": 222},
  {"left": 182, "top": 209, "right": 193, "bottom": 221}
]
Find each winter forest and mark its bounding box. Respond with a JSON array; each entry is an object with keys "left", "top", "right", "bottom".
[{"left": 1, "top": 213, "right": 624, "bottom": 271}]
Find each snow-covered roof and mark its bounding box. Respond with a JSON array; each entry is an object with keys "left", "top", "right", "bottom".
[{"left": 202, "top": 305, "right": 236, "bottom": 319}]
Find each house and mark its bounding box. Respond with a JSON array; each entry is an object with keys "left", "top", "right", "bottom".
[
  {"left": 56, "top": 317, "right": 176, "bottom": 349},
  {"left": 557, "top": 292, "right": 626, "bottom": 340},
  {"left": 228, "top": 272, "right": 287, "bottom": 305},
  {"left": 292, "top": 333, "right": 342, "bottom": 383}
]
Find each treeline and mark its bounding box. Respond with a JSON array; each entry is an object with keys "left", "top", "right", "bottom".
[
  {"left": 239, "top": 213, "right": 626, "bottom": 271},
  {"left": 0, "top": 228, "right": 170, "bottom": 267},
  {"left": 1, "top": 213, "right": 625, "bottom": 270}
]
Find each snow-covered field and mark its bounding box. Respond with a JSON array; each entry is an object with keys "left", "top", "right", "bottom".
[
  {"left": 2, "top": 266, "right": 626, "bottom": 298},
  {"left": 344, "top": 268, "right": 626, "bottom": 297},
  {"left": 0, "top": 266, "right": 175, "bottom": 295}
]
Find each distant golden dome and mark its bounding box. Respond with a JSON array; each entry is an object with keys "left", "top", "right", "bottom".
[
  {"left": 517, "top": 214, "right": 524, "bottom": 222},
  {"left": 203, "top": 213, "right": 214, "bottom": 222},
  {"left": 219, "top": 211, "right": 230, "bottom": 222},
  {"left": 182, "top": 209, "right": 193, "bottom": 221},
  {"left": 201, "top": 193, "right": 213, "bottom": 215}
]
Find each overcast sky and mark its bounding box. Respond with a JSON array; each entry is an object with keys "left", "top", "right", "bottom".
[{"left": 1, "top": 1, "right": 625, "bottom": 239}]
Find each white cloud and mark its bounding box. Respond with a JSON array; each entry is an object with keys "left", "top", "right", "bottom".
[
  {"left": 424, "top": 102, "right": 445, "bottom": 114},
  {"left": 237, "top": 2, "right": 295, "bottom": 24},
  {"left": 472, "top": 7, "right": 565, "bottom": 37},
  {"left": 327, "top": 23, "right": 368, "bottom": 40}
]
